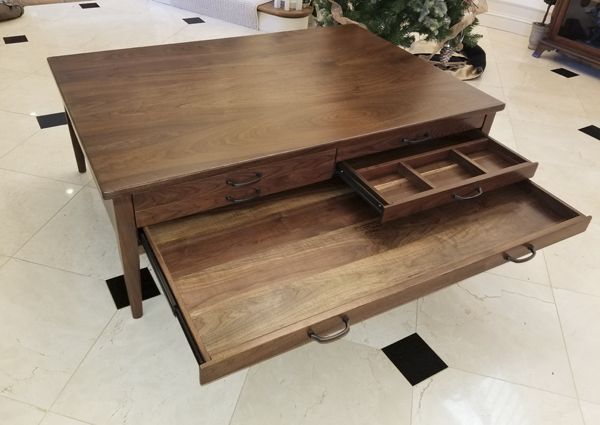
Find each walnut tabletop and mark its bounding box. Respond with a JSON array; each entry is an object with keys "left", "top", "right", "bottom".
[{"left": 48, "top": 25, "right": 503, "bottom": 200}]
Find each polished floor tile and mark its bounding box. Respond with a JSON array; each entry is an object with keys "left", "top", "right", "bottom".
[
  {"left": 39, "top": 412, "right": 91, "bottom": 425},
  {"left": 554, "top": 289, "right": 600, "bottom": 404},
  {"left": 230, "top": 340, "right": 413, "bottom": 425},
  {"left": 486, "top": 249, "right": 550, "bottom": 286},
  {"left": 0, "top": 73, "right": 63, "bottom": 116},
  {"left": 417, "top": 273, "right": 577, "bottom": 396},
  {"left": 15, "top": 186, "right": 124, "bottom": 279},
  {"left": 0, "top": 125, "right": 91, "bottom": 185},
  {"left": 0, "top": 259, "right": 115, "bottom": 409},
  {"left": 343, "top": 301, "right": 416, "bottom": 349},
  {"left": 412, "top": 368, "right": 584, "bottom": 425},
  {"left": 545, "top": 223, "right": 600, "bottom": 297},
  {"left": 0, "top": 110, "right": 40, "bottom": 158},
  {"left": 52, "top": 298, "right": 246, "bottom": 425},
  {"left": 0, "top": 169, "right": 80, "bottom": 256},
  {"left": 580, "top": 401, "right": 600, "bottom": 425},
  {"left": 0, "top": 395, "right": 46, "bottom": 425}
]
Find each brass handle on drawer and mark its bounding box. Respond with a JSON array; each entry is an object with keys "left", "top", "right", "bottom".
[
  {"left": 453, "top": 187, "right": 483, "bottom": 201},
  {"left": 308, "top": 316, "right": 350, "bottom": 343},
  {"left": 504, "top": 244, "right": 537, "bottom": 263},
  {"left": 401, "top": 133, "right": 431, "bottom": 145},
  {"left": 225, "top": 188, "right": 261, "bottom": 204},
  {"left": 226, "top": 172, "right": 262, "bottom": 187}
]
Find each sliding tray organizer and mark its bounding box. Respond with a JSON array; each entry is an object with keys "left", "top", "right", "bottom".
[{"left": 337, "top": 131, "right": 538, "bottom": 222}]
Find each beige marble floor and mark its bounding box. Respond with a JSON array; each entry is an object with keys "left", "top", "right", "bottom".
[{"left": 1, "top": 1, "right": 599, "bottom": 424}]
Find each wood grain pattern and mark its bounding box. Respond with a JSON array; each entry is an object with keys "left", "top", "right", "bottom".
[
  {"left": 143, "top": 180, "right": 590, "bottom": 382},
  {"left": 47, "top": 25, "right": 503, "bottom": 200},
  {"left": 339, "top": 133, "right": 538, "bottom": 221},
  {"left": 113, "top": 196, "right": 143, "bottom": 318},
  {"left": 134, "top": 148, "right": 336, "bottom": 226}
]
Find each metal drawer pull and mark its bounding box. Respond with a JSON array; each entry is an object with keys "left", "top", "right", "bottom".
[
  {"left": 226, "top": 172, "right": 262, "bottom": 187},
  {"left": 504, "top": 244, "right": 537, "bottom": 263},
  {"left": 453, "top": 186, "right": 483, "bottom": 200},
  {"left": 401, "top": 133, "right": 431, "bottom": 145},
  {"left": 225, "top": 188, "right": 261, "bottom": 203},
  {"left": 308, "top": 316, "right": 350, "bottom": 343}
]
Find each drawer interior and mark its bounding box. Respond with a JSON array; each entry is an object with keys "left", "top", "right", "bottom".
[
  {"left": 143, "top": 179, "right": 589, "bottom": 383},
  {"left": 338, "top": 132, "right": 538, "bottom": 221}
]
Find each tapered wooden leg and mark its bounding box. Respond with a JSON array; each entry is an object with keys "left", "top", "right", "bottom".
[
  {"left": 65, "top": 110, "right": 87, "bottom": 173},
  {"left": 113, "top": 196, "right": 143, "bottom": 318},
  {"left": 481, "top": 112, "right": 496, "bottom": 135}
]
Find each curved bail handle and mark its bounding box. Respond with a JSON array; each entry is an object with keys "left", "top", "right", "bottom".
[
  {"left": 308, "top": 316, "right": 350, "bottom": 343},
  {"left": 453, "top": 186, "right": 483, "bottom": 201},
  {"left": 504, "top": 243, "right": 537, "bottom": 263}
]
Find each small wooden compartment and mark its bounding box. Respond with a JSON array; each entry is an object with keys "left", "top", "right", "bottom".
[{"left": 337, "top": 132, "right": 538, "bottom": 222}]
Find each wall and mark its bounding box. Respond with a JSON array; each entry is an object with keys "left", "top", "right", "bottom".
[{"left": 478, "top": 0, "right": 549, "bottom": 36}]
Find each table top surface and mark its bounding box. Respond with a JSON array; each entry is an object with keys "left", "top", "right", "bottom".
[{"left": 48, "top": 25, "right": 504, "bottom": 199}]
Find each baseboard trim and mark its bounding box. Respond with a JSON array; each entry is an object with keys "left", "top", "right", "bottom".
[{"left": 480, "top": 0, "right": 546, "bottom": 36}]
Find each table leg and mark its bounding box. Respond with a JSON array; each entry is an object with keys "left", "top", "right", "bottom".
[
  {"left": 65, "top": 110, "right": 87, "bottom": 173},
  {"left": 113, "top": 196, "right": 143, "bottom": 318}
]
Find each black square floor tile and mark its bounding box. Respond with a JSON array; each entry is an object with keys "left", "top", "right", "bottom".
[
  {"left": 551, "top": 68, "right": 579, "bottom": 78},
  {"left": 79, "top": 2, "right": 100, "bottom": 8},
  {"left": 36, "top": 112, "right": 67, "bottom": 129},
  {"left": 105, "top": 268, "right": 161, "bottom": 309},
  {"left": 579, "top": 125, "right": 600, "bottom": 141},
  {"left": 3, "top": 35, "right": 28, "bottom": 44},
  {"left": 183, "top": 17, "right": 205, "bottom": 24},
  {"left": 382, "top": 333, "right": 447, "bottom": 386}
]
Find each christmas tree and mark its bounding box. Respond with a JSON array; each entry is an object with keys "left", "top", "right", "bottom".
[{"left": 313, "top": 0, "right": 483, "bottom": 49}]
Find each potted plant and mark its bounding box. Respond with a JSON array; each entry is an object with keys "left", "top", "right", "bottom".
[{"left": 528, "top": 0, "right": 557, "bottom": 50}]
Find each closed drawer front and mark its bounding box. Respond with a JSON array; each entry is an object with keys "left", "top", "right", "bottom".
[
  {"left": 134, "top": 148, "right": 336, "bottom": 226},
  {"left": 336, "top": 114, "right": 486, "bottom": 161},
  {"left": 142, "top": 179, "right": 590, "bottom": 384},
  {"left": 338, "top": 131, "right": 538, "bottom": 222}
]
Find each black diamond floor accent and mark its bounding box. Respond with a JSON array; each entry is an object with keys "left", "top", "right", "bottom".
[
  {"left": 551, "top": 68, "right": 579, "bottom": 78},
  {"left": 3, "top": 35, "right": 28, "bottom": 44},
  {"left": 183, "top": 17, "right": 205, "bottom": 24},
  {"left": 579, "top": 125, "right": 600, "bottom": 141},
  {"left": 382, "top": 333, "right": 447, "bottom": 385},
  {"left": 79, "top": 2, "right": 100, "bottom": 8},
  {"left": 106, "top": 268, "right": 161, "bottom": 309},
  {"left": 36, "top": 112, "right": 67, "bottom": 129}
]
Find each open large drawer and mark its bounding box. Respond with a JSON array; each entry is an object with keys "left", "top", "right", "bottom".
[{"left": 142, "top": 179, "right": 590, "bottom": 384}]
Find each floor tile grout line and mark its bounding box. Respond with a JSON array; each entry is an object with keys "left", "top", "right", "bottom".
[
  {"left": 227, "top": 370, "right": 250, "bottom": 425},
  {"left": 0, "top": 164, "right": 91, "bottom": 186},
  {"left": 9, "top": 182, "right": 85, "bottom": 258},
  {"left": 9, "top": 256, "right": 103, "bottom": 280},
  {"left": 45, "top": 309, "right": 118, "bottom": 418},
  {"left": 449, "top": 365, "right": 582, "bottom": 401},
  {"left": 544, "top": 257, "right": 588, "bottom": 424},
  {"left": 0, "top": 127, "right": 42, "bottom": 160},
  {"left": 44, "top": 410, "right": 97, "bottom": 425},
  {"left": 0, "top": 393, "right": 47, "bottom": 414}
]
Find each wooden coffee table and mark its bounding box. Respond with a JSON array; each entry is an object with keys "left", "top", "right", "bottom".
[{"left": 48, "top": 26, "right": 590, "bottom": 383}]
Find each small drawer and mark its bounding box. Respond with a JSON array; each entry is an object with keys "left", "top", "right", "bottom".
[
  {"left": 336, "top": 114, "right": 487, "bottom": 161},
  {"left": 337, "top": 132, "right": 538, "bottom": 222},
  {"left": 134, "top": 148, "right": 336, "bottom": 226}
]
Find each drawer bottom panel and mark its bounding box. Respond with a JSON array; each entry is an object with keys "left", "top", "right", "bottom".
[{"left": 142, "top": 180, "right": 590, "bottom": 384}]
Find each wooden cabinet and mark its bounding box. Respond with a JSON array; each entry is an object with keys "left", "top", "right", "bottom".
[{"left": 534, "top": 0, "right": 600, "bottom": 68}]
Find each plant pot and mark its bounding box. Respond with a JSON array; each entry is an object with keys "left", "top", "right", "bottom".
[{"left": 528, "top": 22, "right": 548, "bottom": 50}]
